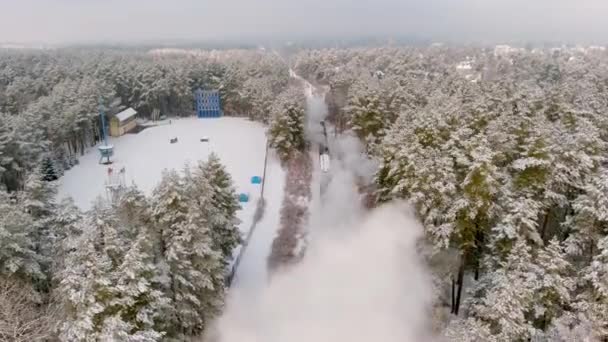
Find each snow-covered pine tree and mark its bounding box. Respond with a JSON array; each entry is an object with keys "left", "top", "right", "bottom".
[
  {"left": 194, "top": 154, "right": 241, "bottom": 263},
  {"left": 577, "top": 235, "right": 608, "bottom": 337},
  {"left": 465, "top": 239, "right": 536, "bottom": 340},
  {"left": 50, "top": 197, "right": 83, "bottom": 285},
  {"left": 18, "top": 171, "right": 58, "bottom": 290},
  {"left": 242, "top": 76, "right": 276, "bottom": 123},
  {"left": 267, "top": 86, "right": 306, "bottom": 163},
  {"left": 531, "top": 238, "right": 574, "bottom": 331},
  {"left": 543, "top": 314, "right": 601, "bottom": 342},
  {"left": 0, "top": 113, "right": 10, "bottom": 191},
  {"left": 104, "top": 234, "right": 168, "bottom": 341},
  {"left": 0, "top": 112, "right": 21, "bottom": 191},
  {"left": 550, "top": 236, "right": 608, "bottom": 340},
  {"left": 375, "top": 93, "right": 461, "bottom": 250},
  {"left": 565, "top": 170, "right": 608, "bottom": 258},
  {"left": 152, "top": 169, "right": 224, "bottom": 337},
  {"left": 444, "top": 317, "right": 497, "bottom": 342},
  {"left": 449, "top": 135, "right": 501, "bottom": 313},
  {"left": 8, "top": 110, "right": 50, "bottom": 189},
  {"left": 58, "top": 230, "right": 114, "bottom": 341},
  {"left": 89, "top": 199, "right": 128, "bottom": 268},
  {"left": 114, "top": 186, "right": 153, "bottom": 243},
  {"left": 470, "top": 92, "right": 545, "bottom": 253},
  {"left": 346, "top": 78, "right": 390, "bottom": 149},
  {"left": 40, "top": 156, "right": 58, "bottom": 182},
  {"left": 0, "top": 189, "right": 43, "bottom": 281}
]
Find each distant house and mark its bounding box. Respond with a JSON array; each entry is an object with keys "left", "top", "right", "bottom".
[{"left": 110, "top": 108, "right": 137, "bottom": 137}]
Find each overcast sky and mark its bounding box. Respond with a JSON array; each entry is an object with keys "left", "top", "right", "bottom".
[{"left": 1, "top": 0, "right": 607, "bottom": 44}]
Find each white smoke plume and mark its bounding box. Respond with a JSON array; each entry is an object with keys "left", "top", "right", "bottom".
[
  {"left": 212, "top": 201, "right": 435, "bottom": 342},
  {"left": 210, "top": 70, "right": 435, "bottom": 342},
  {"left": 329, "top": 132, "right": 377, "bottom": 181}
]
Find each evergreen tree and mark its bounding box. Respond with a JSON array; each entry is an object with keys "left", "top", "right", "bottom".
[
  {"left": 565, "top": 170, "right": 608, "bottom": 257},
  {"left": 105, "top": 235, "right": 168, "bottom": 341},
  {"left": 59, "top": 194, "right": 169, "bottom": 340},
  {"left": 445, "top": 317, "right": 497, "bottom": 342},
  {"left": 152, "top": 170, "right": 224, "bottom": 337},
  {"left": 195, "top": 154, "right": 241, "bottom": 262},
  {"left": 532, "top": 239, "right": 574, "bottom": 331},
  {"left": 41, "top": 156, "right": 58, "bottom": 182},
  {"left": 576, "top": 235, "right": 608, "bottom": 337},
  {"left": 268, "top": 86, "right": 306, "bottom": 162},
  {"left": 0, "top": 189, "right": 42, "bottom": 281},
  {"left": 58, "top": 232, "right": 114, "bottom": 341},
  {"left": 50, "top": 197, "right": 83, "bottom": 285},
  {"left": 346, "top": 79, "right": 391, "bottom": 149},
  {"left": 0, "top": 113, "right": 22, "bottom": 191},
  {"left": 466, "top": 239, "right": 536, "bottom": 340},
  {"left": 18, "top": 171, "right": 57, "bottom": 289},
  {"left": 0, "top": 113, "right": 10, "bottom": 191}
]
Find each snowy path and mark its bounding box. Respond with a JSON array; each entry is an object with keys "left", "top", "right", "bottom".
[
  {"left": 217, "top": 151, "right": 285, "bottom": 338},
  {"left": 230, "top": 150, "right": 285, "bottom": 292}
]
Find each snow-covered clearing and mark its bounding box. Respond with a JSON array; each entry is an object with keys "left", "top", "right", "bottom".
[{"left": 58, "top": 117, "right": 284, "bottom": 267}]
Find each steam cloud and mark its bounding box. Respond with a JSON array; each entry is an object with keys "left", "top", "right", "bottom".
[
  {"left": 213, "top": 199, "right": 434, "bottom": 342},
  {"left": 210, "top": 72, "right": 434, "bottom": 342}
]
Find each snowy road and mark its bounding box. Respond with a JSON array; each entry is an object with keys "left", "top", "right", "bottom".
[
  {"left": 214, "top": 151, "right": 286, "bottom": 341},
  {"left": 229, "top": 150, "right": 285, "bottom": 292}
]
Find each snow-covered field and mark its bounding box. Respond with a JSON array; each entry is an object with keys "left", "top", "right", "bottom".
[{"left": 58, "top": 117, "right": 284, "bottom": 266}]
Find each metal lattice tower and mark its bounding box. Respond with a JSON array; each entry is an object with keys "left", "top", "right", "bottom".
[{"left": 105, "top": 167, "right": 126, "bottom": 203}]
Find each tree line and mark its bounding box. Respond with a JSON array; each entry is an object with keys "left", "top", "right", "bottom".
[
  {"left": 294, "top": 45, "right": 608, "bottom": 340},
  {"left": 0, "top": 46, "right": 304, "bottom": 341},
  {"left": 0, "top": 48, "right": 289, "bottom": 192},
  {"left": 0, "top": 153, "right": 240, "bottom": 340}
]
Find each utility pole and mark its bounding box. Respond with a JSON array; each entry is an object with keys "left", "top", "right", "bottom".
[{"left": 260, "top": 141, "right": 270, "bottom": 200}]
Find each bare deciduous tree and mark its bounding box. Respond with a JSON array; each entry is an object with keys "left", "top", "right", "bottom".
[{"left": 0, "top": 277, "right": 56, "bottom": 342}]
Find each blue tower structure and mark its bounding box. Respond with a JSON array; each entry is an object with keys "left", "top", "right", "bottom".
[
  {"left": 195, "top": 89, "right": 222, "bottom": 118},
  {"left": 98, "top": 99, "right": 114, "bottom": 164}
]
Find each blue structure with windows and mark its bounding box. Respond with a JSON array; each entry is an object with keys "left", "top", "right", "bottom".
[{"left": 195, "top": 89, "right": 222, "bottom": 118}]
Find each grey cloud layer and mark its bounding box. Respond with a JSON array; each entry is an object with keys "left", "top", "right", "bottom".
[{"left": 0, "top": 0, "right": 606, "bottom": 43}]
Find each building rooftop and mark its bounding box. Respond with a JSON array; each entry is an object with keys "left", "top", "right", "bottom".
[{"left": 115, "top": 107, "right": 137, "bottom": 123}]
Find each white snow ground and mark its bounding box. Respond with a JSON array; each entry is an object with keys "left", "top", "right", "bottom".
[
  {"left": 228, "top": 149, "right": 285, "bottom": 292},
  {"left": 58, "top": 117, "right": 285, "bottom": 278}
]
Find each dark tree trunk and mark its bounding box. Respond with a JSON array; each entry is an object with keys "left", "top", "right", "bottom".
[
  {"left": 454, "top": 253, "right": 467, "bottom": 316},
  {"left": 451, "top": 276, "right": 456, "bottom": 314},
  {"left": 69, "top": 139, "right": 75, "bottom": 156},
  {"left": 540, "top": 210, "right": 550, "bottom": 242},
  {"left": 474, "top": 230, "right": 484, "bottom": 281}
]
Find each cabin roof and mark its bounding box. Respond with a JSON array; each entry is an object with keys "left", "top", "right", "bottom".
[{"left": 114, "top": 108, "right": 137, "bottom": 122}]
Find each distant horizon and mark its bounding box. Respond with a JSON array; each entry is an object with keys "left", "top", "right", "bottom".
[
  {"left": 2, "top": 0, "right": 608, "bottom": 46},
  {"left": 1, "top": 35, "right": 605, "bottom": 50}
]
